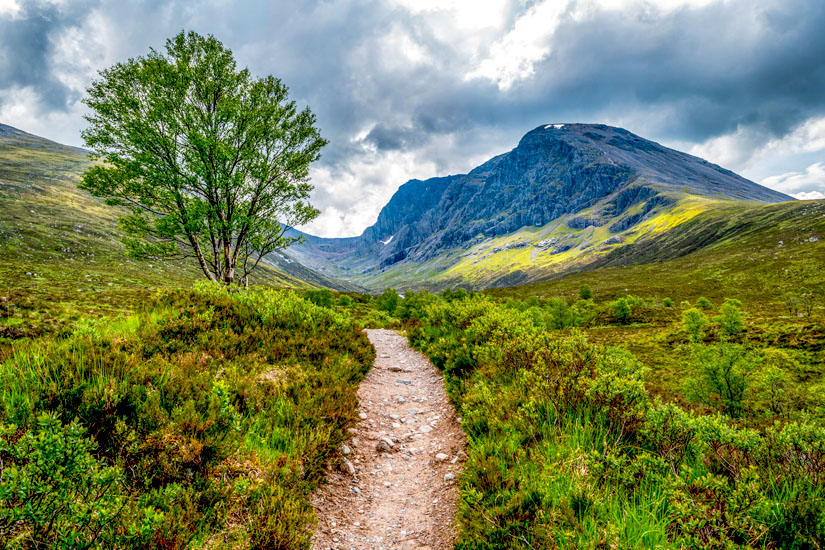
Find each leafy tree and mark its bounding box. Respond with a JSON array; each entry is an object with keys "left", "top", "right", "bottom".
[
  {"left": 685, "top": 343, "right": 761, "bottom": 418},
  {"left": 682, "top": 308, "right": 709, "bottom": 342},
  {"left": 376, "top": 288, "right": 400, "bottom": 315},
  {"left": 695, "top": 297, "right": 713, "bottom": 310},
  {"left": 612, "top": 298, "right": 632, "bottom": 323},
  {"left": 578, "top": 284, "right": 593, "bottom": 300},
  {"left": 663, "top": 297, "right": 675, "bottom": 308},
  {"left": 81, "top": 31, "right": 326, "bottom": 286},
  {"left": 337, "top": 294, "right": 354, "bottom": 307},
  {"left": 716, "top": 298, "right": 745, "bottom": 335}
]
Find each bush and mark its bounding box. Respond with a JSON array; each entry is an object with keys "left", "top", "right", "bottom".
[
  {"left": 303, "top": 288, "right": 334, "bottom": 308},
  {"left": 376, "top": 288, "right": 400, "bottom": 315},
  {"left": 612, "top": 298, "right": 632, "bottom": 323},
  {"left": 663, "top": 297, "right": 674, "bottom": 308},
  {"left": 579, "top": 284, "right": 593, "bottom": 300},
  {"left": 0, "top": 285, "right": 374, "bottom": 545},
  {"left": 337, "top": 294, "right": 354, "bottom": 307},
  {"left": 716, "top": 298, "right": 745, "bottom": 335},
  {"left": 0, "top": 415, "right": 160, "bottom": 547},
  {"left": 682, "top": 308, "right": 709, "bottom": 342},
  {"left": 685, "top": 343, "right": 761, "bottom": 418},
  {"left": 695, "top": 297, "right": 713, "bottom": 310}
]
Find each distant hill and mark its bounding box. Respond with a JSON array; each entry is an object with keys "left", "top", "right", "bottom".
[
  {"left": 286, "top": 123, "right": 793, "bottom": 290},
  {"left": 0, "top": 123, "right": 360, "bottom": 294}
]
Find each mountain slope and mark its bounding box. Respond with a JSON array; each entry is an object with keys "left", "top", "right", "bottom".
[
  {"left": 287, "top": 123, "right": 793, "bottom": 290},
  {"left": 0, "top": 123, "right": 356, "bottom": 294}
]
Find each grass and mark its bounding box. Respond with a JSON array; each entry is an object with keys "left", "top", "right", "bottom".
[
  {"left": 0, "top": 283, "right": 374, "bottom": 548},
  {"left": 402, "top": 295, "right": 825, "bottom": 549}
]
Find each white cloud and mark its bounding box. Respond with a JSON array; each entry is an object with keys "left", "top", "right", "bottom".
[
  {"left": 761, "top": 161, "right": 825, "bottom": 195},
  {"left": 465, "top": 0, "right": 568, "bottom": 90},
  {"left": 794, "top": 190, "right": 825, "bottom": 200},
  {"left": 0, "top": 0, "right": 21, "bottom": 18}
]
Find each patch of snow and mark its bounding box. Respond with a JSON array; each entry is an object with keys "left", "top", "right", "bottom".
[
  {"left": 380, "top": 235, "right": 394, "bottom": 245},
  {"left": 544, "top": 124, "right": 565, "bottom": 130}
]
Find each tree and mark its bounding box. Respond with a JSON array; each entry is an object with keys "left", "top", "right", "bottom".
[
  {"left": 612, "top": 298, "right": 632, "bottom": 323},
  {"left": 685, "top": 343, "right": 761, "bottom": 418},
  {"left": 682, "top": 308, "right": 709, "bottom": 342},
  {"left": 81, "top": 31, "right": 326, "bottom": 286},
  {"left": 663, "top": 297, "right": 675, "bottom": 308},
  {"left": 376, "top": 288, "right": 400, "bottom": 315},
  {"left": 578, "top": 284, "right": 593, "bottom": 300},
  {"left": 716, "top": 298, "right": 744, "bottom": 335}
]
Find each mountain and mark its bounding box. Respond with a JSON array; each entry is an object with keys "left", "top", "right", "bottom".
[
  {"left": 0, "top": 123, "right": 360, "bottom": 294},
  {"left": 287, "top": 123, "right": 793, "bottom": 290}
]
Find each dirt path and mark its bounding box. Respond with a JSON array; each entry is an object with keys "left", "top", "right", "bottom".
[{"left": 311, "top": 329, "right": 466, "bottom": 550}]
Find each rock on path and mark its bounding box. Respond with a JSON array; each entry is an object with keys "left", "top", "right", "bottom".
[{"left": 311, "top": 329, "right": 467, "bottom": 550}]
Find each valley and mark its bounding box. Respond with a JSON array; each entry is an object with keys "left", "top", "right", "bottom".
[{"left": 1, "top": 121, "right": 823, "bottom": 549}]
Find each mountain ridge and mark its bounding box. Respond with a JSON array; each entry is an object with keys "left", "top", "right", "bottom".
[{"left": 288, "top": 123, "right": 793, "bottom": 289}]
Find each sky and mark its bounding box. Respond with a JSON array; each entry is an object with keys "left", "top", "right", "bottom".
[{"left": 1, "top": 0, "right": 825, "bottom": 237}]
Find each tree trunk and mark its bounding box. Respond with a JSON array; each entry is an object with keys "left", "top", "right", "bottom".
[{"left": 189, "top": 235, "right": 218, "bottom": 283}]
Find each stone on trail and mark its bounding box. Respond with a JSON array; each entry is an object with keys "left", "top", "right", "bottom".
[
  {"left": 435, "top": 453, "right": 448, "bottom": 462},
  {"left": 339, "top": 459, "right": 356, "bottom": 476},
  {"left": 341, "top": 444, "right": 352, "bottom": 455}
]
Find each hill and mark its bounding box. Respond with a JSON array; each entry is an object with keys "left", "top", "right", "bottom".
[
  {"left": 287, "top": 123, "right": 793, "bottom": 290},
  {"left": 0, "top": 123, "right": 359, "bottom": 320}
]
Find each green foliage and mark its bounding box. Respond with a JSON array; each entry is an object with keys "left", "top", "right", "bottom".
[
  {"left": 376, "top": 288, "right": 400, "bottom": 315},
  {"left": 716, "top": 298, "right": 745, "bottom": 335},
  {"left": 0, "top": 284, "right": 373, "bottom": 546},
  {"left": 81, "top": 31, "right": 326, "bottom": 285},
  {"left": 0, "top": 415, "right": 160, "bottom": 548},
  {"left": 685, "top": 343, "right": 761, "bottom": 418},
  {"left": 612, "top": 297, "right": 632, "bottom": 323},
  {"left": 663, "top": 297, "right": 675, "bottom": 308},
  {"left": 683, "top": 308, "right": 710, "bottom": 342},
  {"left": 578, "top": 284, "right": 592, "bottom": 300},
  {"left": 303, "top": 288, "right": 334, "bottom": 308},
  {"left": 336, "top": 294, "right": 354, "bottom": 307},
  {"left": 406, "top": 296, "right": 825, "bottom": 549},
  {"left": 695, "top": 296, "right": 713, "bottom": 310}
]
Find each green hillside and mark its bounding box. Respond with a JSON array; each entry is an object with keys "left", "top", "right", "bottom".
[{"left": 0, "top": 124, "right": 360, "bottom": 337}]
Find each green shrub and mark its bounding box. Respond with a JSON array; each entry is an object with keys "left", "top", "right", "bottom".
[
  {"left": 0, "top": 284, "right": 373, "bottom": 545},
  {"left": 337, "top": 294, "right": 354, "bottom": 307},
  {"left": 376, "top": 287, "right": 400, "bottom": 315},
  {"left": 663, "top": 297, "right": 675, "bottom": 308},
  {"left": 682, "top": 308, "right": 709, "bottom": 342},
  {"left": 578, "top": 284, "right": 592, "bottom": 300},
  {"left": 0, "top": 415, "right": 160, "bottom": 547},
  {"left": 406, "top": 295, "right": 825, "bottom": 549},
  {"left": 612, "top": 297, "right": 632, "bottom": 323},
  {"left": 716, "top": 298, "right": 744, "bottom": 335},
  {"left": 685, "top": 343, "right": 761, "bottom": 418},
  {"left": 303, "top": 288, "right": 334, "bottom": 308},
  {"left": 695, "top": 296, "right": 713, "bottom": 310}
]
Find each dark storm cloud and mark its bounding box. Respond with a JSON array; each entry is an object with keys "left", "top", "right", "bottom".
[{"left": 0, "top": 0, "right": 98, "bottom": 110}]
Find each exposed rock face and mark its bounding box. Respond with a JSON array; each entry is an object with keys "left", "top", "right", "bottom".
[{"left": 288, "top": 123, "right": 792, "bottom": 283}]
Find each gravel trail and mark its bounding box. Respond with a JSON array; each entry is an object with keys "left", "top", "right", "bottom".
[{"left": 311, "top": 329, "right": 466, "bottom": 550}]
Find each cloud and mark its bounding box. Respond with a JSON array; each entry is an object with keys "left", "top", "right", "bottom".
[
  {"left": 761, "top": 162, "right": 825, "bottom": 196},
  {"left": 1, "top": 0, "right": 825, "bottom": 236}
]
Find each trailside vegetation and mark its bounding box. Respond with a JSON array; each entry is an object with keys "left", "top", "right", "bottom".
[
  {"left": 403, "top": 294, "right": 825, "bottom": 549},
  {"left": 0, "top": 284, "right": 372, "bottom": 548},
  {"left": 81, "top": 31, "right": 326, "bottom": 286}
]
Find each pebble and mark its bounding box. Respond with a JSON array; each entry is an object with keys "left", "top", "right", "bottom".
[
  {"left": 444, "top": 473, "right": 456, "bottom": 481},
  {"left": 341, "top": 444, "right": 352, "bottom": 455},
  {"left": 359, "top": 412, "right": 368, "bottom": 420},
  {"left": 435, "top": 453, "right": 449, "bottom": 462}
]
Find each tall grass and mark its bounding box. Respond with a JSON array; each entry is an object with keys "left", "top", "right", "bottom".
[
  {"left": 0, "top": 283, "right": 373, "bottom": 548},
  {"left": 408, "top": 295, "right": 825, "bottom": 549}
]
